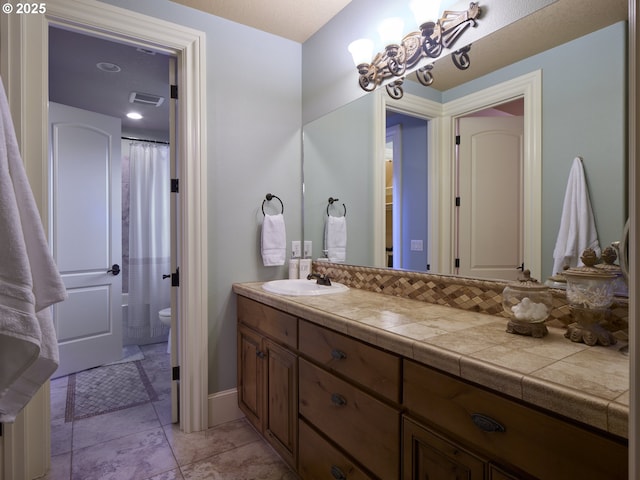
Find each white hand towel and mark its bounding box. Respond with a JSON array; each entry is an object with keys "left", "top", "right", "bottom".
[
  {"left": 261, "top": 213, "right": 286, "bottom": 266},
  {"left": 0, "top": 76, "right": 67, "bottom": 422},
  {"left": 326, "top": 215, "right": 347, "bottom": 263},
  {"left": 552, "top": 157, "right": 600, "bottom": 276}
]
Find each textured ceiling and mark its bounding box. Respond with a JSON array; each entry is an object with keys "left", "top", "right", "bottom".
[{"left": 170, "top": 0, "right": 353, "bottom": 43}]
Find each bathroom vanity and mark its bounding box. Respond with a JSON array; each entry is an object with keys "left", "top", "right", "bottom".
[{"left": 233, "top": 279, "right": 628, "bottom": 479}]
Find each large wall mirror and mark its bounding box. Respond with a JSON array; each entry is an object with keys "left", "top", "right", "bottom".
[{"left": 303, "top": 0, "right": 628, "bottom": 283}]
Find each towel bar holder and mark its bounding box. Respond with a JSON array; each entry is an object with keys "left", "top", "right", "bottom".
[
  {"left": 262, "top": 193, "right": 284, "bottom": 215},
  {"left": 327, "top": 197, "right": 346, "bottom": 217}
]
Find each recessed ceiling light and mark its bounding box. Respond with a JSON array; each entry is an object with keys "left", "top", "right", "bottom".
[
  {"left": 96, "top": 62, "right": 121, "bottom": 73},
  {"left": 127, "top": 112, "right": 143, "bottom": 120}
]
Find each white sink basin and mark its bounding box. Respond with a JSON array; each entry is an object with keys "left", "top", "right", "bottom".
[{"left": 262, "top": 279, "right": 349, "bottom": 296}]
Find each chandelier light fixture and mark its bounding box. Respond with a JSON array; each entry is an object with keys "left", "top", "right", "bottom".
[{"left": 348, "top": 2, "right": 481, "bottom": 99}]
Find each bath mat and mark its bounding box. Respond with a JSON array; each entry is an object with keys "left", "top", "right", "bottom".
[{"left": 65, "top": 360, "right": 158, "bottom": 422}]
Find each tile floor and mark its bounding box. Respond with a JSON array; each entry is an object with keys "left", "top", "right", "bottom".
[{"left": 46, "top": 342, "right": 297, "bottom": 480}]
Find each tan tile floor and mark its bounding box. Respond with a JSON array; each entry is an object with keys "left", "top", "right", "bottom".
[{"left": 45, "top": 343, "right": 297, "bottom": 480}]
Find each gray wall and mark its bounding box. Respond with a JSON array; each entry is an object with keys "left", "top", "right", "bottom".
[
  {"left": 304, "top": 93, "right": 377, "bottom": 266},
  {"left": 100, "top": 0, "right": 302, "bottom": 394}
]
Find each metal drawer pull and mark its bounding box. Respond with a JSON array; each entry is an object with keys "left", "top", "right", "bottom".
[
  {"left": 331, "top": 393, "right": 347, "bottom": 406},
  {"left": 256, "top": 351, "right": 265, "bottom": 359},
  {"left": 330, "top": 465, "right": 347, "bottom": 480},
  {"left": 471, "top": 413, "right": 505, "bottom": 433},
  {"left": 331, "top": 349, "right": 347, "bottom": 360}
]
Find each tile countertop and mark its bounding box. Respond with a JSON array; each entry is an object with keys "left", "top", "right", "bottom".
[{"left": 232, "top": 282, "right": 629, "bottom": 440}]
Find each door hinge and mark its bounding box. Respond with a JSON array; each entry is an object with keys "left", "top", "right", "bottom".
[
  {"left": 455, "top": 258, "right": 460, "bottom": 268},
  {"left": 455, "top": 196, "right": 461, "bottom": 207},
  {"left": 171, "top": 178, "right": 179, "bottom": 193},
  {"left": 172, "top": 366, "right": 180, "bottom": 381},
  {"left": 455, "top": 135, "right": 461, "bottom": 145},
  {"left": 171, "top": 84, "right": 178, "bottom": 99},
  {"left": 426, "top": 264, "right": 431, "bottom": 271},
  {"left": 171, "top": 267, "right": 180, "bottom": 287}
]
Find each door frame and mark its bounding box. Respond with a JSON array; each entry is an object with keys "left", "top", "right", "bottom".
[
  {"left": 1, "top": 0, "right": 208, "bottom": 476},
  {"left": 377, "top": 71, "right": 541, "bottom": 278},
  {"left": 441, "top": 70, "right": 542, "bottom": 279},
  {"left": 377, "top": 92, "right": 442, "bottom": 270}
]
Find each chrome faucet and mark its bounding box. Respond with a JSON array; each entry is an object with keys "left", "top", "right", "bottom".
[{"left": 307, "top": 273, "right": 332, "bottom": 286}]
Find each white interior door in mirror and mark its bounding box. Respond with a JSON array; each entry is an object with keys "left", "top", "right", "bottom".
[
  {"left": 49, "top": 102, "right": 122, "bottom": 377},
  {"left": 457, "top": 115, "right": 524, "bottom": 281}
]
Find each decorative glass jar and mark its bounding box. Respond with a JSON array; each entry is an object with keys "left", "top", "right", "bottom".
[
  {"left": 563, "top": 248, "right": 617, "bottom": 346},
  {"left": 502, "top": 270, "right": 552, "bottom": 337},
  {"left": 563, "top": 249, "right": 616, "bottom": 310}
]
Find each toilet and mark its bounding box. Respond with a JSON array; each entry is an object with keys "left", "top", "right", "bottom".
[{"left": 159, "top": 308, "right": 171, "bottom": 353}]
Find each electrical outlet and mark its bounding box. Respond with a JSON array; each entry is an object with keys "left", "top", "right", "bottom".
[
  {"left": 410, "top": 240, "right": 423, "bottom": 251},
  {"left": 304, "top": 240, "right": 312, "bottom": 258},
  {"left": 292, "top": 241, "right": 301, "bottom": 258}
]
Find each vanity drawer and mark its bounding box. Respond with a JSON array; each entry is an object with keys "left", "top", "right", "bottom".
[
  {"left": 237, "top": 296, "right": 297, "bottom": 349},
  {"left": 298, "top": 419, "right": 373, "bottom": 480},
  {"left": 299, "top": 358, "right": 400, "bottom": 480},
  {"left": 299, "top": 319, "right": 401, "bottom": 402},
  {"left": 403, "top": 359, "right": 627, "bottom": 480}
]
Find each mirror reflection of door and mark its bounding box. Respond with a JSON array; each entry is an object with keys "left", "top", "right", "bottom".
[
  {"left": 385, "top": 111, "right": 429, "bottom": 272},
  {"left": 456, "top": 99, "right": 525, "bottom": 281},
  {"left": 385, "top": 125, "right": 401, "bottom": 268}
]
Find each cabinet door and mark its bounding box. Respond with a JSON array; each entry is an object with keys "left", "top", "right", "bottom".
[
  {"left": 299, "top": 419, "right": 373, "bottom": 480},
  {"left": 264, "top": 338, "right": 297, "bottom": 468},
  {"left": 237, "top": 325, "right": 264, "bottom": 431},
  {"left": 403, "top": 417, "right": 485, "bottom": 480},
  {"left": 299, "top": 358, "right": 400, "bottom": 480}
]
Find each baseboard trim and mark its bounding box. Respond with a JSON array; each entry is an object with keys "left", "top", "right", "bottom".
[{"left": 207, "top": 388, "right": 244, "bottom": 428}]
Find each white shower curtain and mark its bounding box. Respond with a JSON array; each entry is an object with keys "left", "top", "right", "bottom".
[{"left": 127, "top": 142, "right": 171, "bottom": 341}]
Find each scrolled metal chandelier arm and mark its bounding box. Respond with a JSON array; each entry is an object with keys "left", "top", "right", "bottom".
[{"left": 354, "top": 2, "right": 481, "bottom": 99}]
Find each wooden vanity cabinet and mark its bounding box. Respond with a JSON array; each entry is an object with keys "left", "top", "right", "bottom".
[
  {"left": 298, "top": 320, "right": 402, "bottom": 479},
  {"left": 236, "top": 295, "right": 628, "bottom": 480},
  {"left": 237, "top": 297, "right": 297, "bottom": 469},
  {"left": 403, "top": 359, "right": 628, "bottom": 480}
]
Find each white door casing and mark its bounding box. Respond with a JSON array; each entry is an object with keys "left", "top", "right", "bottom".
[
  {"left": 457, "top": 116, "right": 525, "bottom": 281},
  {"left": 0, "top": 2, "right": 207, "bottom": 477},
  {"left": 49, "top": 102, "right": 123, "bottom": 377},
  {"left": 442, "top": 71, "right": 542, "bottom": 280},
  {"left": 378, "top": 72, "right": 541, "bottom": 279},
  {"left": 169, "top": 56, "right": 180, "bottom": 424}
]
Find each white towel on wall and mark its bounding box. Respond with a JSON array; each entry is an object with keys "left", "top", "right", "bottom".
[
  {"left": 261, "top": 213, "right": 286, "bottom": 266},
  {"left": 325, "top": 215, "right": 347, "bottom": 263},
  {"left": 0, "top": 76, "right": 67, "bottom": 422},
  {"left": 552, "top": 157, "right": 600, "bottom": 276}
]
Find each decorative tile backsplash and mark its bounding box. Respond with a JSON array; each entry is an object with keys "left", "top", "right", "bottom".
[{"left": 313, "top": 262, "right": 629, "bottom": 335}]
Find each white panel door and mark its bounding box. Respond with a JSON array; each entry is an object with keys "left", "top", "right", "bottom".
[
  {"left": 49, "top": 102, "right": 122, "bottom": 377},
  {"left": 457, "top": 116, "right": 524, "bottom": 281}
]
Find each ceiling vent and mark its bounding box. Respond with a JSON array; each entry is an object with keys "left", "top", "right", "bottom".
[{"left": 129, "top": 91, "right": 165, "bottom": 107}]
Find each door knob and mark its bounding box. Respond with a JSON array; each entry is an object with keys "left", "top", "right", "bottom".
[{"left": 107, "top": 264, "right": 120, "bottom": 276}]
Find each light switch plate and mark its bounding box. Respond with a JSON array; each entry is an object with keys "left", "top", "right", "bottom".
[
  {"left": 410, "top": 240, "right": 423, "bottom": 251},
  {"left": 292, "top": 241, "right": 301, "bottom": 258},
  {"left": 304, "top": 240, "right": 312, "bottom": 258}
]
